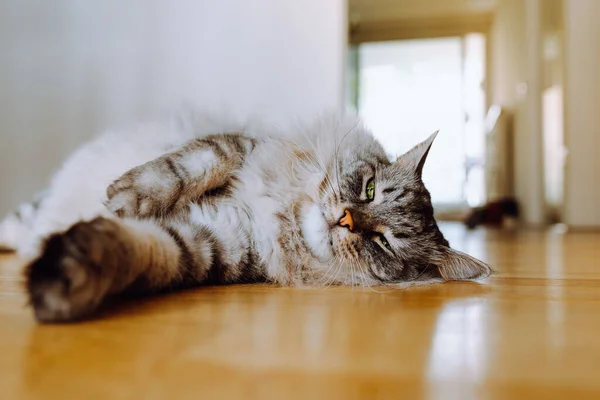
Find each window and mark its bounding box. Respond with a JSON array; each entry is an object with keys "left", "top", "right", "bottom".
[{"left": 349, "top": 34, "right": 486, "bottom": 210}]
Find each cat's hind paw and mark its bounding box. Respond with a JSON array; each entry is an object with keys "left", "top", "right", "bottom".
[{"left": 26, "top": 218, "right": 120, "bottom": 322}]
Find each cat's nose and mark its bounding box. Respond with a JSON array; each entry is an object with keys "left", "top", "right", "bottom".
[{"left": 338, "top": 210, "right": 354, "bottom": 232}]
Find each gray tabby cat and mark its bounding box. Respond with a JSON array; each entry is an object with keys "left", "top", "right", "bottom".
[{"left": 0, "top": 110, "right": 490, "bottom": 322}]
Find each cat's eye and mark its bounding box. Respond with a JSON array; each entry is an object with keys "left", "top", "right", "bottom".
[
  {"left": 366, "top": 179, "right": 375, "bottom": 200},
  {"left": 378, "top": 234, "right": 392, "bottom": 251}
]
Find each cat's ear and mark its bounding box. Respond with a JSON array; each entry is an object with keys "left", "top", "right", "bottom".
[
  {"left": 434, "top": 248, "right": 491, "bottom": 281},
  {"left": 396, "top": 131, "right": 439, "bottom": 177}
]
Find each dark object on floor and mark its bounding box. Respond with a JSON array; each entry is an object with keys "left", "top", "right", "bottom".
[{"left": 464, "top": 198, "right": 520, "bottom": 230}]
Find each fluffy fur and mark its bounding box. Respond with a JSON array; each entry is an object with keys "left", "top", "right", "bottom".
[{"left": 0, "top": 109, "right": 490, "bottom": 322}]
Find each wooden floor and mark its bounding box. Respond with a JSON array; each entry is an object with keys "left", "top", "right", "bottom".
[{"left": 1, "top": 223, "right": 600, "bottom": 399}]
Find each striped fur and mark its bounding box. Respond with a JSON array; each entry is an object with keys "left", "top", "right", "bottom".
[{"left": 0, "top": 110, "right": 490, "bottom": 322}]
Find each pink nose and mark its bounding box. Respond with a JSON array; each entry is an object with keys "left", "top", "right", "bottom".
[{"left": 338, "top": 210, "right": 354, "bottom": 231}]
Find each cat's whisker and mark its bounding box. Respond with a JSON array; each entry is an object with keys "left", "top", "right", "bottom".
[
  {"left": 326, "top": 256, "right": 345, "bottom": 288},
  {"left": 283, "top": 139, "right": 339, "bottom": 198},
  {"left": 352, "top": 259, "right": 387, "bottom": 294},
  {"left": 264, "top": 139, "right": 302, "bottom": 184},
  {"left": 320, "top": 261, "right": 339, "bottom": 288},
  {"left": 323, "top": 255, "right": 344, "bottom": 287},
  {"left": 293, "top": 159, "right": 315, "bottom": 177},
  {"left": 295, "top": 132, "right": 339, "bottom": 193},
  {"left": 408, "top": 264, "right": 434, "bottom": 283},
  {"left": 354, "top": 259, "right": 369, "bottom": 291},
  {"left": 298, "top": 158, "right": 337, "bottom": 194},
  {"left": 289, "top": 202, "right": 306, "bottom": 245},
  {"left": 294, "top": 148, "right": 340, "bottom": 202},
  {"left": 350, "top": 256, "right": 357, "bottom": 290},
  {"left": 297, "top": 131, "right": 328, "bottom": 171},
  {"left": 333, "top": 141, "right": 343, "bottom": 200},
  {"left": 271, "top": 139, "right": 308, "bottom": 180},
  {"left": 333, "top": 120, "right": 361, "bottom": 197},
  {"left": 354, "top": 262, "right": 370, "bottom": 289},
  {"left": 347, "top": 257, "right": 354, "bottom": 288},
  {"left": 360, "top": 268, "right": 393, "bottom": 294},
  {"left": 293, "top": 139, "right": 339, "bottom": 198},
  {"left": 357, "top": 263, "right": 368, "bottom": 289},
  {"left": 349, "top": 258, "right": 359, "bottom": 289}
]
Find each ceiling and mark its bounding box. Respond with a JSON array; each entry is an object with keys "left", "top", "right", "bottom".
[
  {"left": 348, "top": 0, "right": 497, "bottom": 43},
  {"left": 348, "top": 0, "right": 497, "bottom": 24}
]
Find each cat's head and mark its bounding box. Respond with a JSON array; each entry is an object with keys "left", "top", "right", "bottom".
[{"left": 307, "top": 125, "right": 490, "bottom": 285}]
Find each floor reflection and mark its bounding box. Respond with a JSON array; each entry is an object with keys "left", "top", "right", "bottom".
[
  {"left": 426, "top": 297, "right": 492, "bottom": 398},
  {"left": 439, "top": 222, "right": 489, "bottom": 263},
  {"left": 546, "top": 229, "right": 565, "bottom": 354}
]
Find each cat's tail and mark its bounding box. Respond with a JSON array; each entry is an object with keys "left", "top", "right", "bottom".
[{"left": 0, "top": 194, "right": 45, "bottom": 253}]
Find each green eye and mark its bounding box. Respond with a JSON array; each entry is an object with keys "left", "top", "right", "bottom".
[
  {"left": 366, "top": 179, "right": 375, "bottom": 200},
  {"left": 379, "top": 234, "right": 392, "bottom": 251}
]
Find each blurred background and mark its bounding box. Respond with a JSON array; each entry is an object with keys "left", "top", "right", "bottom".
[{"left": 0, "top": 0, "right": 598, "bottom": 229}]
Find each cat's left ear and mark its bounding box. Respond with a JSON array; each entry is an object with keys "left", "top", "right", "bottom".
[
  {"left": 434, "top": 248, "right": 491, "bottom": 281},
  {"left": 396, "top": 131, "right": 439, "bottom": 177}
]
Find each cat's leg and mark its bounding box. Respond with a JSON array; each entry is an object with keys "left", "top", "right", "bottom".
[
  {"left": 25, "top": 216, "right": 217, "bottom": 322},
  {"left": 106, "top": 133, "right": 257, "bottom": 218}
]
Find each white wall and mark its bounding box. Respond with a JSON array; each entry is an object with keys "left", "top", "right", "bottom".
[
  {"left": 491, "top": 0, "right": 600, "bottom": 228},
  {"left": 563, "top": 0, "right": 600, "bottom": 227},
  {"left": 0, "top": 0, "right": 346, "bottom": 215},
  {"left": 490, "top": 0, "right": 545, "bottom": 226}
]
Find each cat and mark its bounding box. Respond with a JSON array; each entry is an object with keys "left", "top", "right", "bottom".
[
  {"left": 464, "top": 197, "right": 520, "bottom": 230},
  {"left": 0, "top": 109, "right": 490, "bottom": 322}
]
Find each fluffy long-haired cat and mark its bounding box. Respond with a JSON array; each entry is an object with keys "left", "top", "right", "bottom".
[{"left": 0, "top": 109, "right": 490, "bottom": 322}]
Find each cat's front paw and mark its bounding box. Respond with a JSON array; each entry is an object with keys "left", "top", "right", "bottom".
[
  {"left": 26, "top": 218, "right": 120, "bottom": 322},
  {"left": 106, "top": 161, "right": 180, "bottom": 218}
]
